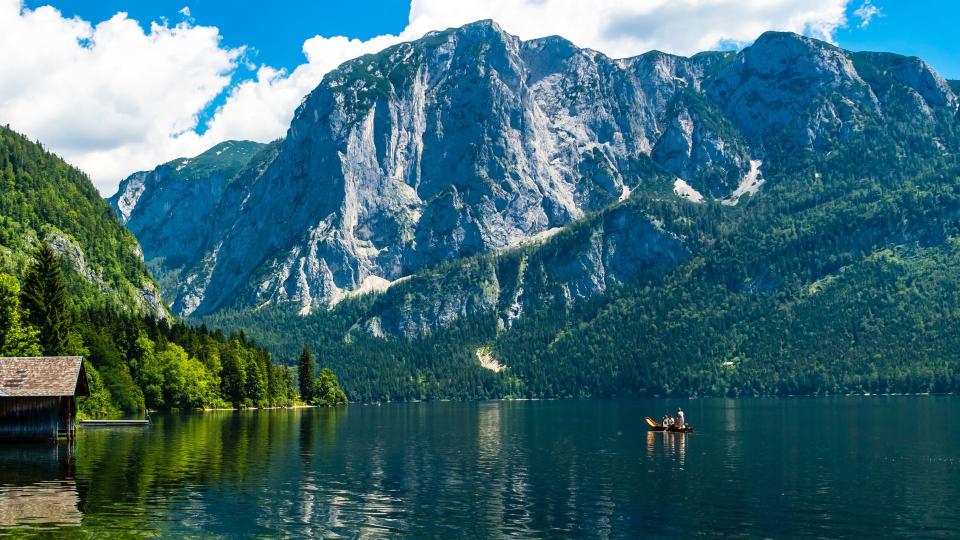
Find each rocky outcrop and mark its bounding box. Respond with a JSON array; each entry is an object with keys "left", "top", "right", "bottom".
[
  {"left": 351, "top": 199, "right": 689, "bottom": 338},
  {"left": 109, "top": 141, "right": 266, "bottom": 270},
  {"left": 706, "top": 32, "right": 881, "bottom": 149}
]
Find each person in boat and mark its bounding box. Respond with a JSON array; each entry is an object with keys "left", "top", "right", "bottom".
[
  {"left": 676, "top": 408, "right": 685, "bottom": 429},
  {"left": 662, "top": 414, "right": 671, "bottom": 427}
]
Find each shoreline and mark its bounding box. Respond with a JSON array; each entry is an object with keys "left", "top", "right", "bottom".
[
  {"left": 131, "top": 393, "right": 960, "bottom": 416},
  {"left": 200, "top": 404, "right": 330, "bottom": 412}
]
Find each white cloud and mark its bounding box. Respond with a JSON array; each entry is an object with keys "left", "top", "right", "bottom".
[
  {"left": 0, "top": 0, "right": 856, "bottom": 195},
  {"left": 406, "top": 0, "right": 851, "bottom": 58},
  {"left": 853, "top": 1, "right": 881, "bottom": 28},
  {"left": 0, "top": 0, "right": 238, "bottom": 193},
  {"left": 179, "top": 6, "right": 191, "bottom": 18}
]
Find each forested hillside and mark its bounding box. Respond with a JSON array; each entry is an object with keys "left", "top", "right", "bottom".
[
  {"left": 0, "top": 126, "right": 307, "bottom": 415},
  {"left": 0, "top": 125, "right": 162, "bottom": 315}
]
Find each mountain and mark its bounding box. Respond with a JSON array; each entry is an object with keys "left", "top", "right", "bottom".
[
  {"left": 115, "top": 22, "right": 960, "bottom": 400},
  {"left": 110, "top": 140, "right": 270, "bottom": 297},
  {"left": 1, "top": 125, "right": 165, "bottom": 317},
  {"left": 115, "top": 21, "right": 755, "bottom": 317}
]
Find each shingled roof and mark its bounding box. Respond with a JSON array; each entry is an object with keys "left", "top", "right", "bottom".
[{"left": 0, "top": 357, "right": 89, "bottom": 397}]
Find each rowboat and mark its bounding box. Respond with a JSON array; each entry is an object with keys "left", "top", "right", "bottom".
[{"left": 645, "top": 416, "right": 694, "bottom": 433}]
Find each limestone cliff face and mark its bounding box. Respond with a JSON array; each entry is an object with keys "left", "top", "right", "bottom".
[
  {"left": 111, "top": 22, "right": 958, "bottom": 321},
  {"left": 110, "top": 141, "right": 266, "bottom": 267},
  {"left": 353, "top": 201, "right": 691, "bottom": 339}
]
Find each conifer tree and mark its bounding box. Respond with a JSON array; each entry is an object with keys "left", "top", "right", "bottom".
[
  {"left": 298, "top": 346, "right": 315, "bottom": 402},
  {"left": 20, "top": 243, "right": 70, "bottom": 355}
]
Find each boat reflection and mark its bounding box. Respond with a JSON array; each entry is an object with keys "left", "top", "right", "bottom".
[{"left": 645, "top": 430, "right": 688, "bottom": 467}]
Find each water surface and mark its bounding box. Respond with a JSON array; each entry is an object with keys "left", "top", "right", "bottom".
[{"left": 0, "top": 397, "right": 958, "bottom": 538}]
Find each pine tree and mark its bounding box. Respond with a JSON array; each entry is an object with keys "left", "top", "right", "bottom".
[
  {"left": 298, "top": 346, "right": 315, "bottom": 402},
  {"left": 20, "top": 243, "right": 70, "bottom": 355},
  {"left": 220, "top": 344, "right": 246, "bottom": 407},
  {"left": 244, "top": 355, "right": 266, "bottom": 407}
]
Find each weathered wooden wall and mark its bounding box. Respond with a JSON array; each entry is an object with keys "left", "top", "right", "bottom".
[{"left": 0, "top": 397, "right": 60, "bottom": 441}]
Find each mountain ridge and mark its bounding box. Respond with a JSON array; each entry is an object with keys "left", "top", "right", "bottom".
[{"left": 112, "top": 22, "right": 958, "bottom": 320}]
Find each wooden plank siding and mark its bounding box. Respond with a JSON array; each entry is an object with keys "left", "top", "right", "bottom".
[{"left": 0, "top": 397, "right": 60, "bottom": 441}]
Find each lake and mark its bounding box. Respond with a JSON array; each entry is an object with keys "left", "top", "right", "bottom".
[{"left": 0, "top": 397, "right": 958, "bottom": 538}]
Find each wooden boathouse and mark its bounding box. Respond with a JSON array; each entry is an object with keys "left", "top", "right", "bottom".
[{"left": 0, "top": 357, "right": 89, "bottom": 441}]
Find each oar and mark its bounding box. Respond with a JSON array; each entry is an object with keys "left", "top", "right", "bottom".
[{"left": 644, "top": 417, "right": 661, "bottom": 428}]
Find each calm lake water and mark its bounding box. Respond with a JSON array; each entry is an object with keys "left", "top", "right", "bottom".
[{"left": 0, "top": 397, "right": 958, "bottom": 538}]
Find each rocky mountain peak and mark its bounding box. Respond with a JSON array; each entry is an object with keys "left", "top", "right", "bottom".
[
  {"left": 110, "top": 23, "right": 958, "bottom": 319},
  {"left": 707, "top": 31, "right": 879, "bottom": 148}
]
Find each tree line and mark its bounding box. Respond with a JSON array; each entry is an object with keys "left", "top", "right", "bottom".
[{"left": 1, "top": 243, "right": 346, "bottom": 417}]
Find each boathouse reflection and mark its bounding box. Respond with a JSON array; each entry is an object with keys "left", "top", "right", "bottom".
[{"left": 0, "top": 443, "right": 81, "bottom": 527}]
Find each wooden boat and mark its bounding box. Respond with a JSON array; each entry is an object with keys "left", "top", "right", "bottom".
[{"left": 645, "top": 416, "right": 694, "bottom": 433}]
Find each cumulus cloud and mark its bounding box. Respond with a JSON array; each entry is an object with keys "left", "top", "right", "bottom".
[
  {"left": 0, "top": 0, "right": 238, "bottom": 192},
  {"left": 0, "top": 0, "right": 857, "bottom": 194},
  {"left": 406, "top": 0, "right": 851, "bottom": 58},
  {"left": 853, "top": 1, "right": 881, "bottom": 28}
]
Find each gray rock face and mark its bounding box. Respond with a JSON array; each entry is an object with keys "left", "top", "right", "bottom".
[
  {"left": 852, "top": 52, "right": 959, "bottom": 121},
  {"left": 355, "top": 201, "right": 690, "bottom": 339},
  {"left": 112, "top": 23, "right": 959, "bottom": 319},
  {"left": 707, "top": 32, "right": 881, "bottom": 149},
  {"left": 109, "top": 141, "right": 266, "bottom": 271}
]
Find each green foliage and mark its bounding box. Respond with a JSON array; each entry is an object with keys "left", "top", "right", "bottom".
[
  {"left": 0, "top": 272, "right": 41, "bottom": 355},
  {"left": 166, "top": 141, "right": 266, "bottom": 182},
  {"left": 76, "top": 305, "right": 301, "bottom": 413},
  {"left": 219, "top": 344, "right": 246, "bottom": 407},
  {"left": 0, "top": 125, "right": 153, "bottom": 311},
  {"left": 20, "top": 243, "right": 70, "bottom": 355},
  {"left": 298, "top": 346, "right": 316, "bottom": 402},
  {"left": 206, "top": 109, "right": 960, "bottom": 401},
  {"left": 0, "top": 124, "right": 320, "bottom": 416},
  {"left": 77, "top": 362, "right": 120, "bottom": 419},
  {"left": 312, "top": 368, "right": 347, "bottom": 406}
]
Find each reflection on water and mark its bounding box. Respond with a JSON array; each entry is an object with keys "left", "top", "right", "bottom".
[
  {"left": 645, "top": 430, "right": 688, "bottom": 467},
  {"left": 0, "top": 480, "right": 81, "bottom": 528},
  {"left": 0, "top": 443, "right": 80, "bottom": 531},
  {"left": 0, "top": 398, "right": 957, "bottom": 538}
]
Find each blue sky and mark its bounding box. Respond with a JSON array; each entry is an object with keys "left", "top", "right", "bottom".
[
  {"left": 835, "top": 1, "right": 959, "bottom": 79},
  {"left": 6, "top": 0, "right": 958, "bottom": 193},
  {"left": 22, "top": 0, "right": 412, "bottom": 133},
  {"left": 26, "top": 0, "right": 411, "bottom": 74}
]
